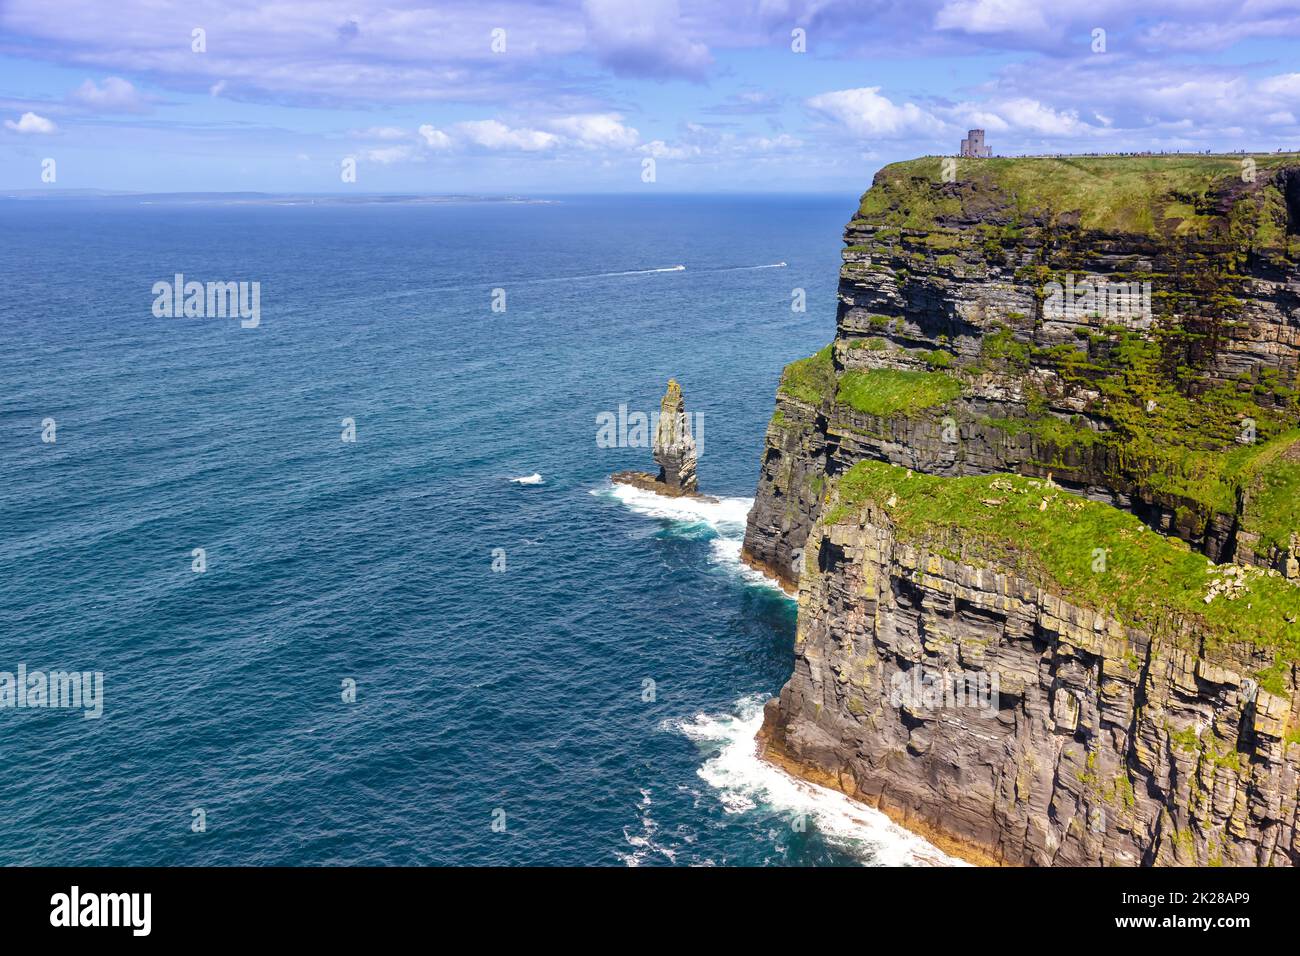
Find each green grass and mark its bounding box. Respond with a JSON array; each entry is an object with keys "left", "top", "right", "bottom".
[
  {"left": 847, "top": 336, "right": 888, "bottom": 351},
  {"left": 1234, "top": 436, "right": 1300, "bottom": 554},
  {"left": 977, "top": 319, "right": 1300, "bottom": 524},
  {"left": 777, "top": 345, "right": 836, "bottom": 406},
  {"left": 978, "top": 324, "right": 1031, "bottom": 372},
  {"left": 921, "top": 349, "right": 953, "bottom": 369},
  {"left": 858, "top": 153, "right": 1300, "bottom": 241},
  {"left": 837, "top": 368, "right": 961, "bottom": 417},
  {"left": 825, "top": 460, "right": 1300, "bottom": 658}
]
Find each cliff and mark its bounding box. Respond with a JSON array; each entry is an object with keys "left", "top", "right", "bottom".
[{"left": 745, "top": 153, "right": 1300, "bottom": 865}]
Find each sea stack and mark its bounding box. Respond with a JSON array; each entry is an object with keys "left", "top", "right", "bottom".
[
  {"left": 612, "top": 379, "right": 713, "bottom": 500},
  {"left": 653, "top": 379, "right": 697, "bottom": 493}
]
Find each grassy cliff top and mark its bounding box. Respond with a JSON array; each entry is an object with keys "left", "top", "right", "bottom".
[
  {"left": 778, "top": 347, "right": 961, "bottom": 418},
  {"left": 825, "top": 460, "right": 1300, "bottom": 666},
  {"left": 858, "top": 153, "right": 1300, "bottom": 237}
]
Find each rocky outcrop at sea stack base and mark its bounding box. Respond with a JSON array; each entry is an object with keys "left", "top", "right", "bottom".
[
  {"left": 613, "top": 379, "right": 714, "bottom": 500},
  {"left": 745, "top": 153, "right": 1300, "bottom": 866}
]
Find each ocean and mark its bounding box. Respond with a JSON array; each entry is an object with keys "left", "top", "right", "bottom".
[{"left": 0, "top": 194, "right": 955, "bottom": 866}]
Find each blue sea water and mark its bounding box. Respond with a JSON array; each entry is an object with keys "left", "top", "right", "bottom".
[{"left": 0, "top": 195, "right": 955, "bottom": 866}]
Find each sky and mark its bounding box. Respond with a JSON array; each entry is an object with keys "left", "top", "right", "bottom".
[{"left": 0, "top": 0, "right": 1298, "bottom": 193}]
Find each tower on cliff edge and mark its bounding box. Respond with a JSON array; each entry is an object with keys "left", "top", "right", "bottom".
[{"left": 959, "top": 129, "right": 991, "bottom": 157}]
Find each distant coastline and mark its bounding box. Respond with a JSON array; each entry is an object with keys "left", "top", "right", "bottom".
[{"left": 0, "top": 190, "right": 557, "bottom": 206}]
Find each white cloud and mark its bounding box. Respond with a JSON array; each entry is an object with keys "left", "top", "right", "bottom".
[
  {"left": 418, "top": 124, "right": 453, "bottom": 150},
  {"left": 4, "top": 111, "right": 57, "bottom": 134},
  {"left": 935, "top": 0, "right": 1053, "bottom": 36},
  {"left": 806, "top": 87, "right": 945, "bottom": 138},
  {"left": 366, "top": 145, "right": 415, "bottom": 164},
  {"left": 990, "top": 97, "right": 1084, "bottom": 135},
  {"left": 638, "top": 139, "right": 701, "bottom": 159},
  {"left": 362, "top": 115, "right": 638, "bottom": 158},
  {"left": 209, "top": 80, "right": 227, "bottom": 97},
  {"left": 71, "top": 76, "right": 146, "bottom": 112},
  {"left": 751, "top": 133, "right": 803, "bottom": 151},
  {"left": 454, "top": 119, "right": 558, "bottom": 151},
  {"left": 547, "top": 113, "right": 640, "bottom": 149},
  {"left": 1259, "top": 73, "right": 1300, "bottom": 98}
]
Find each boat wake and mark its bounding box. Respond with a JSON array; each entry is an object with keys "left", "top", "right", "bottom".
[
  {"left": 709, "top": 261, "right": 787, "bottom": 271},
  {"left": 668, "top": 695, "right": 967, "bottom": 867},
  {"left": 594, "top": 264, "right": 686, "bottom": 277}
]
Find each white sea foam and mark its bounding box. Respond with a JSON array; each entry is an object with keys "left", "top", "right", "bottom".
[
  {"left": 616, "top": 787, "right": 682, "bottom": 867},
  {"left": 670, "top": 695, "right": 968, "bottom": 867},
  {"left": 604, "top": 481, "right": 751, "bottom": 526},
  {"left": 595, "top": 481, "right": 790, "bottom": 595},
  {"left": 510, "top": 472, "right": 544, "bottom": 484}
]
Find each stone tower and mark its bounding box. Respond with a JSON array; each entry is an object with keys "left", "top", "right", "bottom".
[{"left": 959, "top": 129, "right": 990, "bottom": 158}]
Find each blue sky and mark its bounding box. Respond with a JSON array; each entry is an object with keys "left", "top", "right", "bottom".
[{"left": 1, "top": 0, "right": 1298, "bottom": 193}]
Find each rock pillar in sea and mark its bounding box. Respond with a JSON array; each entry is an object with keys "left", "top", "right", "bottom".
[{"left": 653, "top": 379, "right": 698, "bottom": 493}]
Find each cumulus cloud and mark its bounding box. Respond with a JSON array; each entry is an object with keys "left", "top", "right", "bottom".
[
  {"left": 352, "top": 114, "right": 641, "bottom": 163},
  {"left": 70, "top": 76, "right": 147, "bottom": 112},
  {"left": 806, "top": 88, "right": 945, "bottom": 138},
  {"left": 4, "top": 111, "right": 57, "bottom": 134},
  {"left": 987, "top": 97, "right": 1085, "bottom": 135},
  {"left": 546, "top": 113, "right": 639, "bottom": 149},
  {"left": 366, "top": 145, "right": 415, "bottom": 164},
  {"left": 934, "top": 0, "right": 1054, "bottom": 37},
  {"left": 1259, "top": 73, "right": 1300, "bottom": 98},
  {"left": 418, "top": 124, "right": 453, "bottom": 149},
  {"left": 454, "top": 119, "right": 559, "bottom": 151}
]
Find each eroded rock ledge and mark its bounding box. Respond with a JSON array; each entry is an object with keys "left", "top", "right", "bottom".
[{"left": 759, "top": 470, "right": 1300, "bottom": 866}]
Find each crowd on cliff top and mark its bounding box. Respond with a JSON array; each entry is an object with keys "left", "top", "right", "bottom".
[{"left": 966, "top": 148, "right": 1297, "bottom": 158}]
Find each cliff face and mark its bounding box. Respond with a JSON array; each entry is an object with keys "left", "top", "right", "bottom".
[{"left": 746, "top": 154, "right": 1300, "bottom": 865}]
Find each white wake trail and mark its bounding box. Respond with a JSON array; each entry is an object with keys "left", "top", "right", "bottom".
[{"left": 703, "top": 262, "right": 788, "bottom": 273}]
